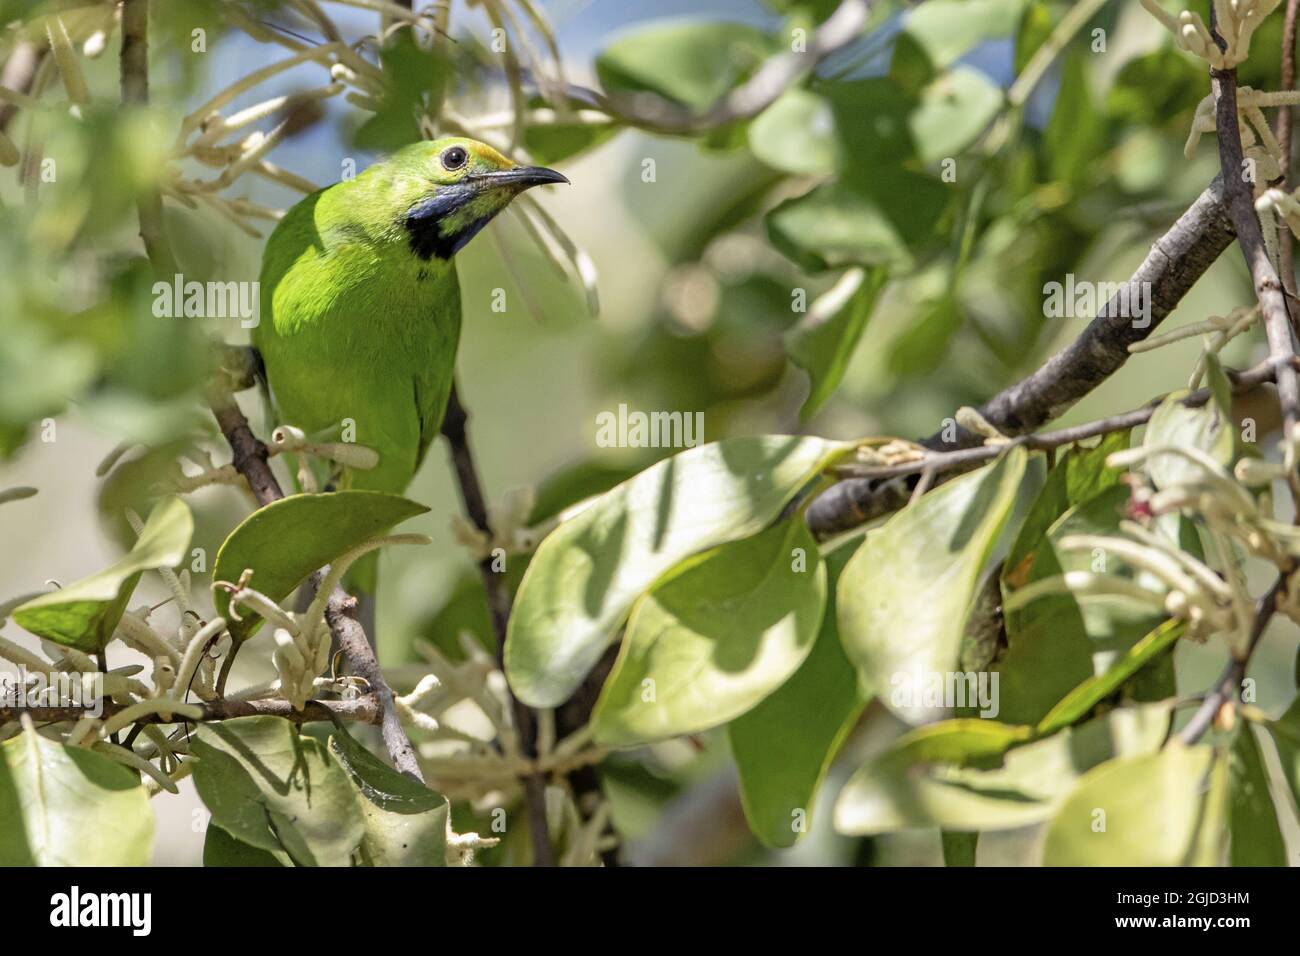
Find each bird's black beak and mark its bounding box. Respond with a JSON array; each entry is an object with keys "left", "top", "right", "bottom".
[{"left": 473, "top": 165, "right": 571, "bottom": 189}]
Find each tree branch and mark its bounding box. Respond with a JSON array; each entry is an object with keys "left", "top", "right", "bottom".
[
  {"left": 120, "top": 0, "right": 177, "bottom": 277},
  {"left": 440, "top": 383, "right": 556, "bottom": 866},
  {"left": 806, "top": 174, "right": 1238, "bottom": 538},
  {"left": 1209, "top": 63, "right": 1300, "bottom": 463},
  {"left": 832, "top": 358, "right": 1284, "bottom": 483}
]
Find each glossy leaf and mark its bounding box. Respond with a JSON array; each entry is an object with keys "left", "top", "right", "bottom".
[
  {"left": 727, "top": 540, "right": 869, "bottom": 847},
  {"left": 329, "top": 724, "right": 449, "bottom": 867},
  {"left": 191, "top": 716, "right": 364, "bottom": 867},
  {"left": 592, "top": 516, "right": 826, "bottom": 746},
  {"left": 835, "top": 704, "right": 1170, "bottom": 835},
  {"left": 506, "top": 436, "right": 849, "bottom": 708},
  {"left": 1042, "top": 746, "right": 1221, "bottom": 866},
  {"left": 837, "top": 448, "right": 1026, "bottom": 724},
  {"left": 13, "top": 495, "right": 192, "bottom": 651},
  {"left": 0, "top": 723, "right": 154, "bottom": 865},
  {"left": 212, "top": 490, "right": 427, "bottom": 642}
]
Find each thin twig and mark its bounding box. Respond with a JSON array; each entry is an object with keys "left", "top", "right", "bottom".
[
  {"left": 0, "top": 693, "right": 382, "bottom": 727},
  {"left": 1276, "top": 0, "right": 1299, "bottom": 308},
  {"left": 441, "top": 383, "right": 555, "bottom": 867},
  {"left": 832, "top": 359, "right": 1284, "bottom": 482},
  {"left": 120, "top": 0, "right": 178, "bottom": 277}
]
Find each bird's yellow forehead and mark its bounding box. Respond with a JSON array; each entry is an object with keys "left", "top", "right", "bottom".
[{"left": 427, "top": 136, "right": 514, "bottom": 171}]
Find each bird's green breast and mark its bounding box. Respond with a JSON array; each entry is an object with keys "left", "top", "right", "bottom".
[{"left": 253, "top": 182, "right": 463, "bottom": 494}]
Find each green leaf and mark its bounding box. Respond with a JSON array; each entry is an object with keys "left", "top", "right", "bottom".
[
  {"left": 191, "top": 716, "right": 365, "bottom": 867},
  {"left": 596, "top": 22, "right": 778, "bottom": 112},
  {"left": 885, "top": 718, "right": 1035, "bottom": 763},
  {"left": 329, "top": 723, "right": 449, "bottom": 867},
  {"left": 909, "top": 66, "right": 1004, "bottom": 164},
  {"left": 1042, "top": 746, "right": 1221, "bottom": 866},
  {"left": 1035, "top": 618, "right": 1185, "bottom": 735},
  {"left": 835, "top": 704, "right": 1170, "bottom": 835},
  {"left": 1229, "top": 725, "right": 1287, "bottom": 866},
  {"left": 901, "top": 0, "right": 1027, "bottom": 69},
  {"left": 886, "top": 295, "right": 961, "bottom": 376},
  {"left": 1266, "top": 695, "right": 1300, "bottom": 809},
  {"left": 1142, "top": 389, "right": 1234, "bottom": 492},
  {"left": 941, "top": 830, "right": 978, "bottom": 866},
  {"left": 592, "top": 516, "right": 827, "bottom": 746},
  {"left": 524, "top": 96, "right": 619, "bottom": 164},
  {"left": 727, "top": 540, "right": 869, "bottom": 848},
  {"left": 212, "top": 490, "right": 427, "bottom": 643},
  {"left": 996, "top": 484, "right": 1175, "bottom": 725},
  {"left": 353, "top": 30, "right": 449, "bottom": 150},
  {"left": 1002, "top": 432, "right": 1129, "bottom": 590},
  {"left": 1042, "top": 54, "right": 1106, "bottom": 188},
  {"left": 13, "top": 495, "right": 192, "bottom": 651},
  {"left": 749, "top": 88, "right": 842, "bottom": 175},
  {"left": 0, "top": 723, "right": 154, "bottom": 865},
  {"left": 766, "top": 181, "right": 912, "bottom": 272},
  {"left": 785, "top": 268, "right": 884, "bottom": 420},
  {"left": 506, "top": 436, "right": 849, "bottom": 708},
  {"left": 837, "top": 448, "right": 1027, "bottom": 724},
  {"left": 203, "top": 823, "right": 290, "bottom": 867}
]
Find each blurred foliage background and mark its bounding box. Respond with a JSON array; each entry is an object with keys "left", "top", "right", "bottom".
[{"left": 1, "top": 0, "right": 1297, "bottom": 864}]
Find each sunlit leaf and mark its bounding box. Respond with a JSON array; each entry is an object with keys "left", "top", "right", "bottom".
[
  {"left": 1042, "top": 745, "right": 1222, "bottom": 866},
  {"left": 329, "top": 723, "right": 449, "bottom": 867},
  {"left": 837, "top": 448, "right": 1026, "bottom": 724},
  {"left": 191, "top": 716, "right": 364, "bottom": 867},
  {"left": 505, "top": 436, "right": 850, "bottom": 708},
  {"left": 592, "top": 516, "right": 826, "bottom": 746},
  {"left": 212, "top": 490, "right": 427, "bottom": 642},
  {"left": 728, "top": 540, "right": 869, "bottom": 848},
  {"left": 14, "top": 496, "right": 192, "bottom": 651},
  {"left": 835, "top": 704, "right": 1170, "bottom": 835},
  {"left": 0, "top": 723, "right": 153, "bottom": 866}
]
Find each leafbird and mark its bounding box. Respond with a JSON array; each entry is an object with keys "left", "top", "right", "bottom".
[{"left": 253, "top": 137, "right": 569, "bottom": 591}]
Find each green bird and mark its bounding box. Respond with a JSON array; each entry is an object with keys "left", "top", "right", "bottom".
[{"left": 253, "top": 137, "right": 568, "bottom": 591}]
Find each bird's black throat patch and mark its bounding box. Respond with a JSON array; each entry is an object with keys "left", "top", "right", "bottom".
[{"left": 404, "top": 184, "right": 492, "bottom": 261}]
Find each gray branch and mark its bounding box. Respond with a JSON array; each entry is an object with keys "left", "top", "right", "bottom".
[{"left": 806, "top": 174, "right": 1237, "bottom": 538}]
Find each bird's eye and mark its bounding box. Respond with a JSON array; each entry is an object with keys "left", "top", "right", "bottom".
[{"left": 441, "top": 146, "right": 468, "bottom": 171}]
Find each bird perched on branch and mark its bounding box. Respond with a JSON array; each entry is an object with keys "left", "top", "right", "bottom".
[{"left": 253, "top": 137, "right": 569, "bottom": 591}]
